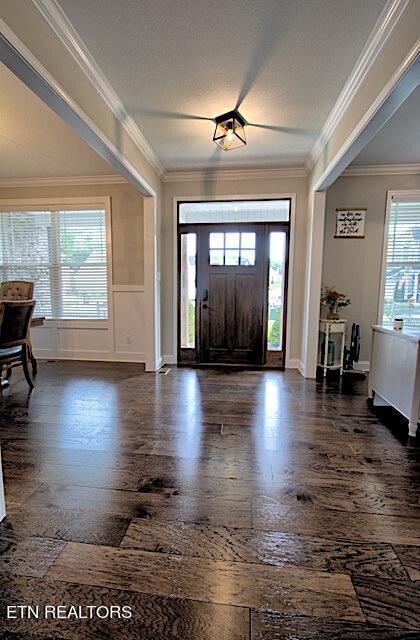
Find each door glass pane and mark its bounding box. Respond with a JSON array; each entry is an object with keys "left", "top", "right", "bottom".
[
  {"left": 225, "top": 232, "right": 240, "bottom": 248},
  {"left": 267, "top": 232, "right": 286, "bottom": 351},
  {"left": 240, "top": 249, "right": 255, "bottom": 266},
  {"left": 180, "top": 233, "right": 196, "bottom": 348},
  {"left": 209, "top": 232, "right": 224, "bottom": 248},
  {"left": 241, "top": 232, "right": 256, "bottom": 248},
  {"left": 225, "top": 249, "right": 240, "bottom": 265},
  {"left": 209, "top": 249, "right": 224, "bottom": 265}
]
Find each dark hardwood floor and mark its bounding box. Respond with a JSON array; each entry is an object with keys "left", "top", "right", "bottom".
[{"left": 0, "top": 361, "right": 419, "bottom": 639}]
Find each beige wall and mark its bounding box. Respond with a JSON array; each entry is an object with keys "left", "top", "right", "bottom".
[
  {"left": 0, "top": 183, "right": 144, "bottom": 285},
  {"left": 322, "top": 173, "right": 420, "bottom": 361},
  {"left": 161, "top": 176, "right": 309, "bottom": 361}
]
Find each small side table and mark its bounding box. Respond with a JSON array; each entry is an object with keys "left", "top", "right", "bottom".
[{"left": 318, "top": 319, "right": 346, "bottom": 377}]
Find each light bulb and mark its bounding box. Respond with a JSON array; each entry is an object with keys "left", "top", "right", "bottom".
[{"left": 224, "top": 126, "right": 235, "bottom": 150}]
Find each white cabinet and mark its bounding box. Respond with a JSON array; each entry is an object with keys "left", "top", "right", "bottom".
[{"left": 369, "top": 325, "right": 420, "bottom": 437}]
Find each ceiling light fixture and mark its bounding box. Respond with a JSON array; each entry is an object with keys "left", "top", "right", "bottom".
[{"left": 213, "top": 110, "right": 247, "bottom": 151}]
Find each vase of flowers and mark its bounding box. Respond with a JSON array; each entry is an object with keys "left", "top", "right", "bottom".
[{"left": 321, "top": 286, "right": 350, "bottom": 319}]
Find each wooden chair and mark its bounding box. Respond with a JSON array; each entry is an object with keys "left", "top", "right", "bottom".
[
  {"left": 0, "top": 280, "right": 37, "bottom": 374},
  {"left": 0, "top": 280, "right": 34, "bottom": 301},
  {"left": 0, "top": 300, "right": 35, "bottom": 391}
]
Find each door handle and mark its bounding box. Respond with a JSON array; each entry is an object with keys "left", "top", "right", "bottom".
[{"left": 202, "top": 289, "right": 208, "bottom": 302}]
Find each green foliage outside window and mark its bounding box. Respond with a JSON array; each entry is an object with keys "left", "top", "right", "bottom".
[{"left": 268, "top": 307, "right": 280, "bottom": 347}]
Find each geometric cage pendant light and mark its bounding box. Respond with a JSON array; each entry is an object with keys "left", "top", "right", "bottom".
[{"left": 213, "top": 109, "right": 247, "bottom": 151}]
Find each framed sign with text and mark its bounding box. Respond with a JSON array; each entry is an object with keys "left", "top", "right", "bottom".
[{"left": 335, "top": 209, "right": 366, "bottom": 238}]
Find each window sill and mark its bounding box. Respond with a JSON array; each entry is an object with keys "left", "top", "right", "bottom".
[{"left": 35, "top": 319, "right": 109, "bottom": 330}]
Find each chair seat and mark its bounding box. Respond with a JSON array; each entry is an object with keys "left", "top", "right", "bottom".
[{"left": 0, "top": 346, "right": 22, "bottom": 360}]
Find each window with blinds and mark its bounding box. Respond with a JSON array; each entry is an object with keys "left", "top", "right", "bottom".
[
  {"left": 381, "top": 197, "right": 420, "bottom": 328},
  {"left": 0, "top": 209, "right": 108, "bottom": 320}
]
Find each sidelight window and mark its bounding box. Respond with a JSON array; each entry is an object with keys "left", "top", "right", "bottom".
[
  {"left": 180, "top": 233, "right": 197, "bottom": 348},
  {"left": 267, "top": 232, "right": 286, "bottom": 351}
]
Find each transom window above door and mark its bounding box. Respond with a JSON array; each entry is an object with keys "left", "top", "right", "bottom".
[{"left": 209, "top": 232, "right": 256, "bottom": 266}]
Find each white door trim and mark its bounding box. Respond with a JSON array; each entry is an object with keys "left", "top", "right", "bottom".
[
  {"left": 172, "top": 194, "right": 296, "bottom": 366},
  {"left": 144, "top": 195, "right": 160, "bottom": 371}
]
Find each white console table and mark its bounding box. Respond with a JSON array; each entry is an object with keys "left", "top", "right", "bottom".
[
  {"left": 318, "top": 319, "right": 346, "bottom": 377},
  {"left": 369, "top": 325, "right": 420, "bottom": 437}
]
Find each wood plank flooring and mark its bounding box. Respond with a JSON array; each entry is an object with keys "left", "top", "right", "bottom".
[{"left": 0, "top": 362, "right": 419, "bottom": 639}]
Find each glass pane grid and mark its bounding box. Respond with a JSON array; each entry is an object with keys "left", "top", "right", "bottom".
[
  {"left": 209, "top": 232, "right": 256, "bottom": 266},
  {"left": 381, "top": 202, "right": 420, "bottom": 328},
  {"left": 0, "top": 209, "right": 108, "bottom": 319}
]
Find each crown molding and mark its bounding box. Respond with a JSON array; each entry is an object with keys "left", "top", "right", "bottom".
[
  {"left": 342, "top": 163, "right": 420, "bottom": 176},
  {"left": 163, "top": 166, "right": 308, "bottom": 182},
  {"left": 1, "top": 165, "right": 416, "bottom": 189},
  {"left": 0, "top": 175, "right": 127, "bottom": 188},
  {"left": 32, "top": 0, "right": 165, "bottom": 179},
  {"left": 308, "top": 0, "right": 411, "bottom": 172}
]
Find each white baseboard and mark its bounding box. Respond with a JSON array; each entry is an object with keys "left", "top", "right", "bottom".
[
  {"left": 354, "top": 360, "right": 370, "bottom": 372},
  {"left": 285, "top": 358, "right": 300, "bottom": 369},
  {"left": 297, "top": 360, "right": 306, "bottom": 377},
  {"left": 162, "top": 354, "right": 177, "bottom": 365},
  {"left": 286, "top": 358, "right": 305, "bottom": 377},
  {"left": 35, "top": 350, "right": 146, "bottom": 363}
]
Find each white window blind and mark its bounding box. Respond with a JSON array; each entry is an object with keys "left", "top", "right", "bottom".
[
  {"left": 381, "top": 198, "right": 420, "bottom": 328},
  {"left": 0, "top": 209, "right": 108, "bottom": 320}
]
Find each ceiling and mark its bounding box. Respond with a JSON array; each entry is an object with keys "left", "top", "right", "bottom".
[
  {"left": 352, "top": 85, "right": 420, "bottom": 166},
  {"left": 0, "top": 63, "right": 112, "bottom": 179},
  {"left": 57, "top": 0, "right": 388, "bottom": 171}
]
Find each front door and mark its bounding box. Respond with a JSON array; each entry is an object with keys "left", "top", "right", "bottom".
[
  {"left": 178, "top": 220, "right": 289, "bottom": 367},
  {"left": 199, "top": 225, "right": 266, "bottom": 364}
]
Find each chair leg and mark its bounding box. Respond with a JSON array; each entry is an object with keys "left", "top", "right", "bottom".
[
  {"left": 21, "top": 347, "right": 34, "bottom": 390},
  {"left": 28, "top": 340, "right": 37, "bottom": 375},
  {"left": 0, "top": 365, "right": 11, "bottom": 389}
]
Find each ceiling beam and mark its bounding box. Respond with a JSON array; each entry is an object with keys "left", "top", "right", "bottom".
[{"left": 0, "top": 23, "right": 156, "bottom": 196}]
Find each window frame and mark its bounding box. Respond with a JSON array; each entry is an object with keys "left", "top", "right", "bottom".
[
  {"left": 0, "top": 196, "right": 113, "bottom": 328},
  {"left": 378, "top": 190, "right": 420, "bottom": 326}
]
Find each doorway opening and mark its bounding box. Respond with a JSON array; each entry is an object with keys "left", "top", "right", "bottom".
[{"left": 177, "top": 199, "right": 291, "bottom": 367}]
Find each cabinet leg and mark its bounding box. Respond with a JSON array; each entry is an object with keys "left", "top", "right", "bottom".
[
  {"left": 368, "top": 387, "right": 373, "bottom": 399},
  {"left": 408, "top": 421, "right": 418, "bottom": 438}
]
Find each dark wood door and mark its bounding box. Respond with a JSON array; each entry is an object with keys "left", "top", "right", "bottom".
[{"left": 198, "top": 225, "right": 266, "bottom": 364}]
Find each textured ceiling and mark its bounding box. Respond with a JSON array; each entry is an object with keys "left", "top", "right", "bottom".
[
  {"left": 57, "top": 0, "right": 387, "bottom": 171},
  {"left": 0, "top": 63, "right": 112, "bottom": 179},
  {"left": 352, "top": 85, "right": 420, "bottom": 166}
]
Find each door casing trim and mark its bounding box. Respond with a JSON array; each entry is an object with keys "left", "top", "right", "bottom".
[{"left": 172, "top": 194, "right": 296, "bottom": 367}]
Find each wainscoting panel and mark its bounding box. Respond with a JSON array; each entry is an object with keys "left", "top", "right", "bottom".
[
  {"left": 31, "top": 287, "right": 146, "bottom": 363},
  {"left": 57, "top": 326, "right": 110, "bottom": 353},
  {"left": 113, "top": 290, "right": 145, "bottom": 354}
]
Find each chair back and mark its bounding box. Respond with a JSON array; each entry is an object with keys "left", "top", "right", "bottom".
[
  {"left": 0, "top": 300, "right": 35, "bottom": 347},
  {"left": 0, "top": 280, "right": 34, "bottom": 301}
]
